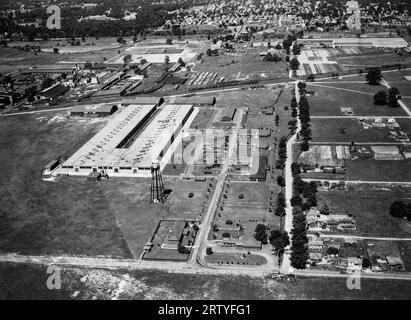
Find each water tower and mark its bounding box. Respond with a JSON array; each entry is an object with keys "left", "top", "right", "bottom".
[{"left": 150, "top": 160, "right": 165, "bottom": 204}]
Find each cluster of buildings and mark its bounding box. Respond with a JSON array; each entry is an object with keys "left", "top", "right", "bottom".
[
  {"left": 307, "top": 235, "right": 406, "bottom": 272},
  {"left": 306, "top": 208, "right": 356, "bottom": 233}
]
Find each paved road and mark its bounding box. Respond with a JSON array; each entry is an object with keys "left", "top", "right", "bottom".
[
  {"left": 311, "top": 115, "right": 411, "bottom": 119},
  {"left": 280, "top": 81, "right": 300, "bottom": 274},
  {"left": 302, "top": 178, "right": 411, "bottom": 185},
  {"left": 294, "top": 269, "right": 411, "bottom": 281},
  {"left": 309, "top": 141, "right": 411, "bottom": 145}
]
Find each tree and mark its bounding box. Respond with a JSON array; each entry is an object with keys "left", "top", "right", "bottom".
[
  {"left": 390, "top": 200, "right": 407, "bottom": 218},
  {"left": 53, "top": 48, "right": 59, "bottom": 54},
  {"left": 206, "top": 247, "right": 213, "bottom": 255},
  {"left": 41, "top": 77, "right": 55, "bottom": 90},
  {"left": 270, "top": 230, "right": 290, "bottom": 254},
  {"left": 25, "top": 86, "right": 37, "bottom": 102},
  {"left": 306, "top": 194, "right": 317, "bottom": 208},
  {"left": 177, "top": 244, "right": 190, "bottom": 254},
  {"left": 366, "top": 68, "right": 382, "bottom": 85},
  {"left": 362, "top": 258, "right": 371, "bottom": 269},
  {"left": 84, "top": 61, "right": 93, "bottom": 70},
  {"left": 164, "top": 55, "right": 170, "bottom": 65},
  {"left": 388, "top": 87, "right": 400, "bottom": 108},
  {"left": 374, "top": 90, "right": 387, "bottom": 105},
  {"left": 320, "top": 203, "right": 330, "bottom": 215},
  {"left": 178, "top": 57, "right": 185, "bottom": 67},
  {"left": 254, "top": 224, "right": 268, "bottom": 244},
  {"left": 277, "top": 175, "right": 285, "bottom": 187},
  {"left": 292, "top": 45, "right": 301, "bottom": 56},
  {"left": 300, "top": 140, "right": 309, "bottom": 152},
  {"left": 123, "top": 54, "right": 132, "bottom": 64},
  {"left": 290, "top": 58, "right": 300, "bottom": 71},
  {"left": 291, "top": 162, "right": 301, "bottom": 177}
]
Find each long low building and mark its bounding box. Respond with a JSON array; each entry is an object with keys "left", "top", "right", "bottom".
[{"left": 56, "top": 103, "right": 194, "bottom": 177}]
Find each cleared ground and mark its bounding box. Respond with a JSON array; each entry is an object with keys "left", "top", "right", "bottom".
[{"left": 317, "top": 185, "right": 411, "bottom": 237}]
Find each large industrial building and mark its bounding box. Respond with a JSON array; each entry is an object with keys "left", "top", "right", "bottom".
[{"left": 56, "top": 103, "right": 194, "bottom": 177}]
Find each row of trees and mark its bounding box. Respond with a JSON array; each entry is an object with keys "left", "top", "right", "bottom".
[
  {"left": 290, "top": 206, "right": 309, "bottom": 269},
  {"left": 297, "top": 83, "right": 312, "bottom": 152},
  {"left": 291, "top": 175, "right": 318, "bottom": 211}
]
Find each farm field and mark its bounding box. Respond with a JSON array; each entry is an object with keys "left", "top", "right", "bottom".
[
  {"left": 346, "top": 160, "right": 411, "bottom": 182},
  {"left": 2, "top": 263, "right": 411, "bottom": 300},
  {"left": 317, "top": 185, "right": 411, "bottom": 237},
  {"left": 306, "top": 83, "right": 407, "bottom": 116},
  {"left": 310, "top": 118, "right": 398, "bottom": 142}
]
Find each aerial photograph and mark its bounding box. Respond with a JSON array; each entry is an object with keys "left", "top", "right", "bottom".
[{"left": 1, "top": 0, "right": 411, "bottom": 305}]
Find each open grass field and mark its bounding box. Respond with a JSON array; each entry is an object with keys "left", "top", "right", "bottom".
[
  {"left": 195, "top": 46, "right": 288, "bottom": 81},
  {"left": 317, "top": 185, "right": 411, "bottom": 237},
  {"left": 306, "top": 83, "right": 407, "bottom": 116},
  {"left": 0, "top": 112, "right": 133, "bottom": 258},
  {"left": 310, "top": 118, "right": 397, "bottom": 142},
  {"left": 2, "top": 263, "right": 411, "bottom": 299},
  {"left": 346, "top": 160, "right": 411, "bottom": 182},
  {"left": 382, "top": 70, "right": 411, "bottom": 98},
  {"left": 0, "top": 47, "right": 66, "bottom": 73}
]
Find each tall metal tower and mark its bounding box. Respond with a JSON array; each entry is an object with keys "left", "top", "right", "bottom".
[{"left": 150, "top": 160, "right": 165, "bottom": 204}]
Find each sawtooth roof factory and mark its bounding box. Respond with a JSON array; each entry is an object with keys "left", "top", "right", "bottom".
[{"left": 56, "top": 103, "right": 195, "bottom": 177}]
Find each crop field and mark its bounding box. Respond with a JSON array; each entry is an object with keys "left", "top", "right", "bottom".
[
  {"left": 306, "top": 83, "right": 407, "bottom": 116},
  {"left": 310, "top": 119, "right": 398, "bottom": 142},
  {"left": 2, "top": 263, "right": 411, "bottom": 300},
  {"left": 345, "top": 160, "right": 411, "bottom": 182},
  {"left": 317, "top": 185, "right": 411, "bottom": 237}
]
